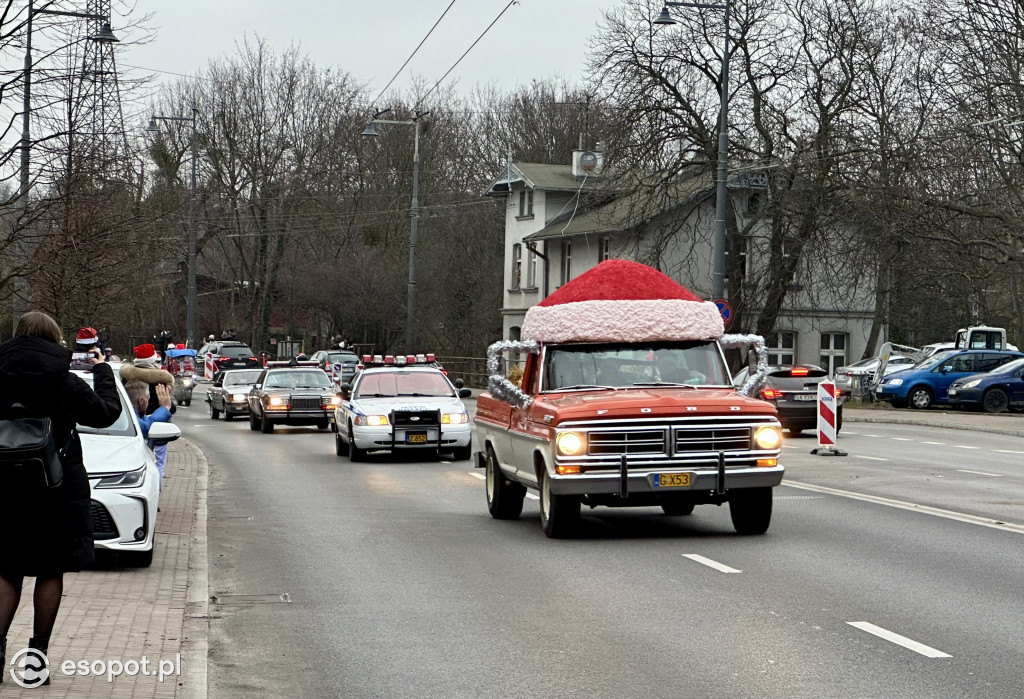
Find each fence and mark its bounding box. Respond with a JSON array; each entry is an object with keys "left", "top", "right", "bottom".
[{"left": 436, "top": 355, "right": 489, "bottom": 388}]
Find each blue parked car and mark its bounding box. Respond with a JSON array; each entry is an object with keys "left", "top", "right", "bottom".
[
  {"left": 946, "top": 357, "right": 1024, "bottom": 413},
  {"left": 875, "top": 349, "right": 1024, "bottom": 409}
]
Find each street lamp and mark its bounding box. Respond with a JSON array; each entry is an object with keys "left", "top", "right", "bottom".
[
  {"left": 146, "top": 107, "right": 199, "bottom": 348},
  {"left": 361, "top": 108, "right": 429, "bottom": 353},
  {"left": 655, "top": 1, "right": 731, "bottom": 302},
  {"left": 15, "top": 0, "right": 119, "bottom": 332}
]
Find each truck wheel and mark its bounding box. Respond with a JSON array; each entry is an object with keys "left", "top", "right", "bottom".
[
  {"left": 485, "top": 446, "right": 525, "bottom": 520},
  {"left": 539, "top": 469, "right": 580, "bottom": 538},
  {"left": 661, "top": 502, "right": 695, "bottom": 516},
  {"left": 335, "top": 430, "right": 349, "bottom": 457},
  {"left": 260, "top": 410, "right": 274, "bottom": 433},
  {"left": 983, "top": 388, "right": 1009, "bottom": 414},
  {"left": 909, "top": 386, "right": 933, "bottom": 410},
  {"left": 729, "top": 487, "right": 773, "bottom": 535},
  {"left": 209, "top": 402, "right": 220, "bottom": 420}
]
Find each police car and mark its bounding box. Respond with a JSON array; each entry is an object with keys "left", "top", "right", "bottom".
[{"left": 334, "top": 354, "right": 473, "bottom": 461}]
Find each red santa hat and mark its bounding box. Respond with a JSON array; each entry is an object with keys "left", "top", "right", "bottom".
[
  {"left": 76, "top": 327, "right": 99, "bottom": 346},
  {"left": 133, "top": 343, "right": 157, "bottom": 361},
  {"left": 520, "top": 259, "right": 724, "bottom": 343}
]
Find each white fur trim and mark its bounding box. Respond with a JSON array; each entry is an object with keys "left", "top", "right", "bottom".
[{"left": 521, "top": 299, "right": 724, "bottom": 343}]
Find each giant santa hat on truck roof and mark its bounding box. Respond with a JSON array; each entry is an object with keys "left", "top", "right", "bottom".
[{"left": 520, "top": 259, "right": 724, "bottom": 343}]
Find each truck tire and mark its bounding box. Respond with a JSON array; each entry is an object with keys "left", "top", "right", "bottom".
[
  {"left": 729, "top": 487, "right": 773, "bottom": 535},
  {"left": 485, "top": 446, "right": 525, "bottom": 520},
  {"left": 539, "top": 468, "right": 580, "bottom": 538}
]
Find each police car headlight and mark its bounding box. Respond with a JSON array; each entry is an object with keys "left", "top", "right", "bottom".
[
  {"left": 556, "top": 431, "right": 586, "bottom": 456},
  {"left": 753, "top": 426, "right": 782, "bottom": 450},
  {"left": 886, "top": 378, "right": 903, "bottom": 386},
  {"left": 961, "top": 379, "right": 981, "bottom": 389},
  {"left": 95, "top": 465, "right": 146, "bottom": 489},
  {"left": 231, "top": 393, "right": 247, "bottom": 402},
  {"left": 355, "top": 415, "right": 389, "bottom": 426},
  {"left": 442, "top": 413, "right": 468, "bottom": 424}
]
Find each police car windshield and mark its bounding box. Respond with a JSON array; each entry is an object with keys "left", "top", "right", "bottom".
[{"left": 355, "top": 371, "right": 453, "bottom": 398}]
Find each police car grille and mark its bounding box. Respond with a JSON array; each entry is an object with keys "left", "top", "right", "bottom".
[
  {"left": 91, "top": 500, "right": 119, "bottom": 540},
  {"left": 290, "top": 397, "right": 322, "bottom": 410},
  {"left": 392, "top": 409, "right": 440, "bottom": 427}
]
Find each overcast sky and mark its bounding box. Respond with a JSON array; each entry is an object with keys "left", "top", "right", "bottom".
[{"left": 120, "top": 0, "right": 624, "bottom": 100}]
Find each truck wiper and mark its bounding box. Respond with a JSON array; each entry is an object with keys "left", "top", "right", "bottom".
[
  {"left": 550, "top": 384, "right": 617, "bottom": 392},
  {"left": 631, "top": 382, "right": 699, "bottom": 389}
]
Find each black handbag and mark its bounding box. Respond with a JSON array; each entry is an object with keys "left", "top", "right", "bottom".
[{"left": 0, "top": 403, "right": 65, "bottom": 488}]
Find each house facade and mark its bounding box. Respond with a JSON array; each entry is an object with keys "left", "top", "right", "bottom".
[{"left": 484, "top": 150, "right": 882, "bottom": 374}]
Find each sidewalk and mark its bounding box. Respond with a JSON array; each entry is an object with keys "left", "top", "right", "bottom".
[
  {"left": 844, "top": 404, "right": 1024, "bottom": 437},
  {"left": 4, "top": 441, "right": 209, "bottom": 698}
]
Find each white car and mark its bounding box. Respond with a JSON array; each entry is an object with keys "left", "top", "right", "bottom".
[
  {"left": 74, "top": 370, "right": 181, "bottom": 567},
  {"left": 834, "top": 355, "right": 915, "bottom": 393},
  {"left": 333, "top": 365, "right": 473, "bottom": 461}
]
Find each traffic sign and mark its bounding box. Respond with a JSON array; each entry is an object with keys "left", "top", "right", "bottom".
[{"left": 714, "top": 299, "right": 732, "bottom": 326}]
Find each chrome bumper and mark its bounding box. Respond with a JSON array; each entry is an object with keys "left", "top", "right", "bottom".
[{"left": 549, "top": 464, "right": 785, "bottom": 496}]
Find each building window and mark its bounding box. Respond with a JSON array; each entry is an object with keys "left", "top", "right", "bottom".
[
  {"left": 598, "top": 237, "right": 611, "bottom": 262},
  {"left": 819, "top": 333, "right": 846, "bottom": 375},
  {"left": 511, "top": 244, "right": 522, "bottom": 289},
  {"left": 560, "top": 240, "right": 572, "bottom": 285},
  {"left": 768, "top": 331, "right": 796, "bottom": 365},
  {"left": 525, "top": 246, "right": 538, "bottom": 288},
  {"left": 518, "top": 190, "right": 533, "bottom": 218}
]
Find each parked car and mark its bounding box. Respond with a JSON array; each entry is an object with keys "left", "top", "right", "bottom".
[
  {"left": 76, "top": 369, "right": 181, "bottom": 567},
  {"left": 733, "top": 364, "right": 842, "bottom": 436},
  {"left": 946, "top": 357, "right": 1024, "bottom": 413},
  {"left": 875, "top": 349, "right": 1024, "bottom": 409},
  {"left": 198, "top": 341, "right": 260, "bottom": 371},
  {"left": 834, "top": 355, "right": 915, "bottom": 394},
  {"left": 309, "top": 349, "right": 361, "bottom": 385},
  {"left": 247, "top": 367, "right": 338, "bottom": 433},
  {"left": 206, "top": 368, "right": 264, "bottom": 420}
]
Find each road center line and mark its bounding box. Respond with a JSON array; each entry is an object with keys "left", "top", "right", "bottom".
[
  {"left": 891, "top": 437, "right": 913, "bottom": 441},
  {"left": 853, "top": 455, "right": 888, "bottom": 461},
  {"left": 994, "top": 449, "right": 1024, "bottom": 455},
  {"left": 846, "top": 621, "right": 951, "bottom": 658},
  {"left": 467, "top": 472, "right": 485, "bottom": 480},
  {"left": 922, "top": 441, "right": 945, "bottom": 445},
  {"left": 782, "top": 481, "right": 1024, "bottom": 535},
  {"left": 953, "top": 445, "right": 980, "bottom": 450},
  {"left": 957, "top": 469, "right": 1002, "bottom": 477},
  {"left": 682, "top": 554, "right": 741, "bottom": 573}
]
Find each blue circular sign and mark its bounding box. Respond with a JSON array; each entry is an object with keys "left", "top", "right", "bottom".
[{"left": 714, "top": 299, "right": 733, "bottom": 325}]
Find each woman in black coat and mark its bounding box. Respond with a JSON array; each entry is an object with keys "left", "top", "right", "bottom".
[{"left": 0, "top": 311, "right": 122, "bottom": 683}]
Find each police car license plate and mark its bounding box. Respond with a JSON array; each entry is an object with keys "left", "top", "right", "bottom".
[
  {"left": 654, "top": 473, "right": 691, "bottom": 488},
  {"left": 406, "top": 432, "right": 428, "bottom": 444},
  {"left": 793, "top": 394, "right": 815, "bottom": 401}
]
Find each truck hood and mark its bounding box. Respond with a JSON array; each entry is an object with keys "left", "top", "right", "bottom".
[{"left": 532, "top": 388, "right": 777, "bottom": 424}]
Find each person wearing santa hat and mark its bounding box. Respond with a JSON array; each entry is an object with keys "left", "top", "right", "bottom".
[
  {"left": 69, "top": 327, "right": 101, "bottom": 371},
  {"left": 121, "top": 344, "right": 175, "bottom": 491}
]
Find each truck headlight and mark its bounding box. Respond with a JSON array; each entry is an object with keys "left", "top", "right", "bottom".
[
  {"left": 753, "top": 426, "right": 782, "bottom": 450},
  {"left": 961, "top": 379, "right": 981, "bottom": 389},
  {"left": 556, "top": 431, "right": 586, "bottom": 456},
  {"left": 355, "top": 415, "right": 389, "bottom": 426},
  {"left": 442, "top": 412, "right": 469, "bottom": 424},
  {"left": 95, "top": 465, "right": 147, "bottom": 489}
]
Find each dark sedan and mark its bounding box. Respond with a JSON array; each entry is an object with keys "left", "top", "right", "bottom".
[
  {"left": 207, "top": 369, "right": 264, "bottom": 420},
  {"left": 946, "top": 357, "right": 1024, "bottom": 413},
  {"left": 247, "top": 367, "right": 339, "bottom": 433},
  {"left": 734, "top": 364, "right": 842, "bottom": 436}
]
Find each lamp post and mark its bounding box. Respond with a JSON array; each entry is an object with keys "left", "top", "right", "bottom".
[
  {"left": 15, "top": 1, "right": 118, "bottom": 332},
  {"left": 361, "top": 109, "right": 429, "bottom": 353},
  {"left": 655, "top": 1, "right": 731, "bottom": 301},
  {"left": 146, "top": 107, "right": 199, "bottom": 348}
]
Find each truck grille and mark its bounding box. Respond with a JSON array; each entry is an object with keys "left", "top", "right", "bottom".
[
  {"left": 673, "top": 426, "right": 751, "bottom": 453},
  {"left": 290, "top": 397, "right": 322, "bottom": 410},
  {"left": 588, "top": 429, "right": 666, "bottom": 456},
  {"left": 392, "top": 409, "right": 440, "bottom": 427}
]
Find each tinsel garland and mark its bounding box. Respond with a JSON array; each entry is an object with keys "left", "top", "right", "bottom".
[
  {"left": 486, "top": 339, "right": 540, "bottom": 408},
  {"left": 720, "top": 333, "right": 769, "bottom": 397}
]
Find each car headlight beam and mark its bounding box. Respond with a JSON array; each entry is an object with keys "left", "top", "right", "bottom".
[
  {"left": 556, "top": 431, "right": 586, "bottom": 456},
  {"left": 355, "top": 415, "right": 389, "bottom": 426},
  {"left": 442, "top": 412, "right": 469, "bottom": 424},
  {"left": 753, "top": 426, "right": 782, "bottom": 450}
]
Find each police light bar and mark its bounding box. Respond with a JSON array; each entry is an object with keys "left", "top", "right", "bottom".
[
  {"left": 362, "top": 355, "right": 372, "bottom": 364},
  {"left": 373, "top": 355, "right": 383, "bottom": 364},
  {"left": 384, "top": 355, "right": 395, "bottom": 365},
  {"left": 406, "top": 355, "right": 417, "bottom": 364},
  {"left": 394, "top": 355, "right": 407, "bottom": 366},
  {"left": 425, "top": 353, "right": 435, "bottom": 363}
]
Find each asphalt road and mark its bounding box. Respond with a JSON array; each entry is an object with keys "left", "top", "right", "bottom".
[{"left": 175, "top": 397, "right": 1024, "bottom": 698}]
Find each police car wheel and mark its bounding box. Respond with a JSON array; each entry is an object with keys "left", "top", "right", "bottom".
[
  {"left": 348, "top": 424, "right": 366, "bottom": 462},
  {"left": 335, "top": 430, "right": 348, "bottom": 457}
]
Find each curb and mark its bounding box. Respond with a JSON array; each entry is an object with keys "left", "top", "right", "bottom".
[
  {"left": 845, "top": 414, "right": 1024, "bottom": 438},
  {"left": 180, "top": 439, "right": 209, "bottom": 699}
]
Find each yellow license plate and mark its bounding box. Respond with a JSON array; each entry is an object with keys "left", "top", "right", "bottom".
[
  {"left": 655, "top": 473, "right": 691, "bottom": 488},
  {"left": 406, "top": 433, "right": 428, "bottom": 444}
]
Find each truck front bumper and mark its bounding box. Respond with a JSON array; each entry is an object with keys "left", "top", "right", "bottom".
[{"left": 548, "top": 463, "right": 785, "bottom": 496}]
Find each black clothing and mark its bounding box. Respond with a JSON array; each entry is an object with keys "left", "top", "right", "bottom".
[{"left": 0, "top": 336, "right": 122, "bottom": 576}]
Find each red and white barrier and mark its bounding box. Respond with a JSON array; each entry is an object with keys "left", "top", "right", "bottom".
[
  {"left": 812, "top": 381, "right": 847, "bottom": 456},
  {"left": 204, "top": 352, "right": 216, "bottom": 380}
]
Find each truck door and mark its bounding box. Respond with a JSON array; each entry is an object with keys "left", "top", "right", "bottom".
[{"left": 509, "top": 353, "right": 543, "bottom": 482}]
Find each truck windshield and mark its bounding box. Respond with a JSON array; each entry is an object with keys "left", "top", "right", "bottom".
[{"left": 542, "top": 341, "right": 731, "bottom": 391}]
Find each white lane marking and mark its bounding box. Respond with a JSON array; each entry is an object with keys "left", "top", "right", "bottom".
[
  {"left": 957, "top": 469, "right": 1002, "bottom": 477},
  {"left": 922, "top": 441, "right": 945, "bottom": 445},
  {"left": 953, "top": 445, "right": 980, "bottom": 450},
  {"left": 842, "top": 431, "right": 858, "bottom": 435},
  {"left": 783, "top": 481, "right": 1024, "bottom": 535},
  {"left": 525, "top": 493, "right": 539, "bottom": 500},
  {"left": 891, "top": 437, "right": 913, "bottom": 441},
  {"left": 682, "top": 554, "right": 741, "bottom": 574},
  {"left": 783, "top": 445, "right": 801, "bottom": 450},
  {"left": 467, "top": 472, "right": 485, "bottom": 480},
  {"left": 863, "top": 434, "right": 882, "bottom": 438},
  {"left": 441, "top": 460, "right": 452, "bottom": 464},
  {"left": 994, "top": 449, "right": 1024, "bottom": 455},
  {"left": 846, "top": 622, "right": 951, "bottom": 658},
  {"left": 853, "top": 455, "right": 888, "bottom": 461}
]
